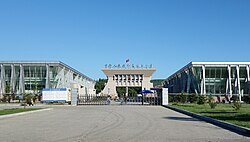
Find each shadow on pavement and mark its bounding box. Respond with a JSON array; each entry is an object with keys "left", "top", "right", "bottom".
[{"left": 163, "top": 116, "right": 201, "bottom": 122}]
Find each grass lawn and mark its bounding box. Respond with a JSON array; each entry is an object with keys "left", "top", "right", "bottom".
[
  {"left": 0, "top": 108, "right": 43, "bottom": 115},
  {"left": 171, "top": 103, "right": 250, "bottom": 129}
]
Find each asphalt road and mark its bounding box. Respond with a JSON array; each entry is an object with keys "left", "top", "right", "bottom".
[{"left": 0, "top": 105, "right": 249, "bottom": 142}]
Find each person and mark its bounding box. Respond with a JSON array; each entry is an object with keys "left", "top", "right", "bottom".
[
  {"left": 107, "top": 96, "right": 111, "bottom": 105},
  {"left": 120, "top": 97, "right": 124, "bottom": 105}
]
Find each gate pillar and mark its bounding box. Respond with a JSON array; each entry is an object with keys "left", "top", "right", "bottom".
[
  {"left": 162, "top": 88, "right": 168, "bottom": 105},
  {"left": 71, "top": 88, "right": 78, "bottom": 106}
]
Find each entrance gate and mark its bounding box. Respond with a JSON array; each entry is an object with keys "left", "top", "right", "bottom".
[
  {"left": 120, "top": 94, "right": 162, "bottom": 105},
  {"left": 77, "top": 94, "right": 161, "bottom": 106},
  {"left": 77, "top": 94, "right": 108, "bottom": 105}
]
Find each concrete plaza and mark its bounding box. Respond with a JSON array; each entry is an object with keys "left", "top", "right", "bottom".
[{"left": 0, "top": 105, "right": 249, "bottom": 142}]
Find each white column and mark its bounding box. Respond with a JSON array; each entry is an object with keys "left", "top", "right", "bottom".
[
  {"left": 236, "top": 65, "right": 241, "bottom": 94},
  {"left": 10, "top": 64, "right": 15, "bottom": 94},
  {"left": 0, "top": 64, "right": 5, "bottom": 96},
  {"left": 126, "top": 86, "right": 128, "bottom": 97},
  {"left": 186, "top": 70, "right": 191, "bottom": 93},
  {"left": 247, "top": 65, "right": 250, "bottom": 82},
  {"left": 236, "top": 65, "right": 242, "bottom": 102},
  {"left": 45, "top": 64, "right": 50, "bottom": 88},
  {"left": 162, "top": 88, "right": 168, "bottom": 105},
  {"left": 201, "top": 65, "right": 206, "bottom": 95},
  {"left": 19, "top": 64, "right": 24, "bottom": 95},
  {"left": 246, "top": 65, "right": 250, "bottom": 98},
  {"left": 227, "top": 65, "right": 232, "bottom": 96}
]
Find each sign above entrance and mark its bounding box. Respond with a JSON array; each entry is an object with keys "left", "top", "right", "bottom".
[{"left": 104, "top": 64, "right": 153, "bottom": 69}]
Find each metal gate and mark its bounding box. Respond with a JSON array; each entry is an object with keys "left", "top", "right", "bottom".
[
  {"left": 77, "top": 94, "right": 162, "bottom": 106},
  {"left": 120, "top": 94, "right": 162, "bottom": 105},
  {"left": 77, "top": 94, "right": 108, "bottom": 105}
]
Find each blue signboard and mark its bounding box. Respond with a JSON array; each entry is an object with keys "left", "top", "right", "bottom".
[{"left": 42, "top": 88, "right": 67, "bottom": 91}]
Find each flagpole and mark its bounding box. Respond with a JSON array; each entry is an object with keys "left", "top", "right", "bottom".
[{"left": 125, "top": 59, "right": 129, "bottom": 104}]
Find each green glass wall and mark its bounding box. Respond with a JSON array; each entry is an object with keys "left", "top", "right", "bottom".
[{"left": 165, "top": 64, "right": 250, "bottom": 95}]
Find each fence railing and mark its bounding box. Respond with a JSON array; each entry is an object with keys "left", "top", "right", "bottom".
[
  {"left": 77, "top": 94, "right": 108, "bottom": 105},
  {"left": 168, "top": 93, "right": 250, "bottom": 104},
  {"left": 77, "top": 94, "right": 162, "bottom": 106},
  {"left": 123, "top": 96, "right": 162, "bottom": 105}
]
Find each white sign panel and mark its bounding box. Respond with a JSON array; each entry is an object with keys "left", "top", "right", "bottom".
[{"left": 42, "top": 88, "right": 68, "bottom": 102}]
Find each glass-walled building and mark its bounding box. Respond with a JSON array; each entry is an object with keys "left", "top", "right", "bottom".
[
  {"left": 0, "top": 61, "right": 95, "bottom": 97},
  {"left": 164, "top": 62, "right": 250, "bottom": 95}
]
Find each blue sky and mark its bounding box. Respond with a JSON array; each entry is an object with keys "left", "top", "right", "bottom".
[{"left": 0, "top": 0, "right": 250, "bottom": 80}]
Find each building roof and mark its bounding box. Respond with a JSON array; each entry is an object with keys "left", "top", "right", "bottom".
[
  {"left": 191, "top": 62, "right": 250, "bottom": 66},
  {"left": 165, "top": 61, "right": 250, "bottom": 81}
]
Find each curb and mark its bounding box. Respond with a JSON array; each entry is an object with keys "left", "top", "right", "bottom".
[
  {"left": 162, "top": 105, "right": 250, "bottom": 137},
  {"left": 0, "top": 108, "right": 53, "bottom": 119}
]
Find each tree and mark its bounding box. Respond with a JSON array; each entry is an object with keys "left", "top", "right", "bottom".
[
  {"left": 5, "top": 84, "right": 11, "bottom": 103},
  {"left": 95, "top": 79, "right": 107, "bottom": 94},
  {"left": 117, "top": 87, "right": 126, "bottom": 97},
  {"left": 150, "top": 79, "right": 165, "bottom": 87},
  {"left": 24, "top": 93, "right": 34, "bottom": 106},
  {"left": 117, "top": 87, "right": 141, "bottom": 97},
  {"left": 5, "top": 84, "right": 10, "bottom": 94}
]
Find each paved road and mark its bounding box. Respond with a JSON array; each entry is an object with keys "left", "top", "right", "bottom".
[{"left": 0, "top": 105, "right": 249, "bottom": 142}]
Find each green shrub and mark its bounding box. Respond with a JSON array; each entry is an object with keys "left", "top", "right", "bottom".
[
  {"left": 208, "top": 95, "right": 213, "bottom": 102},
  {"left": 242, "top": 95, "right": 250, "bottom": 104},
  {"left": 209, "top": 102, "right": 217, "bottom": 109},
  {"left": 1, "top": 95, "right": 7, "bottom": 103},
  {"left": 170, "top": 94, "right": 180, "bottom": 103},
  {"left": 46, "top": 102, "right": 65, "bottom": 105},
  {"left": 169, "top": 95, "right": 175, "bottom": 102},
  {"left": 23, "top": 93, "right": 33, "bottom": 105},
  {"left": 53, "top": 102, "right": 65, "bottom": 105},
  {"left": 230, "top": 95, "right": 238, "bottom": 102},
  {"left": 207, "top": 95, "right": 217, "bottom": 109},
  {"left": 197, "top": 95, "right": 207, "bottom": 105},
  {"left": 188, "top": 93, "right": 198, "bottom": 103},
  {"left": 179, "top": 93, "right": 187, "bottom": 103},
  {"left": 169, "top": 93, "right": 188, "bottom": 103},
  {"left": 232, "top": 100, "right": 241, "bottom": 111},
  {"left": 172, "top": 102, "right": 178, "bottom": 105},
  {"left": 175, "top": 94, "right": 181, "bottom": 103}
]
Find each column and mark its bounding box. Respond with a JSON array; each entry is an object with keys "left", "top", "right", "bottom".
[
  {"left": 19, "top": 64, "right": 24, "bottom": 95},
  {"left": 126, "top": 86, "right": 128, "bottom": 99},
  {"left": 201, "top": 65, "right": 206, "bottom": 95},
  {"left": 0, "top": 64, "right": 5, "bottom": 96},
  {"left": 227, "top": 65, "right": 232, "bottom": 96},
  {"left": 45, "top": 64, "right": 50, "bottom": 88},
  {"left": 186, "top": 70, "right": 191, "bottom": 93},
  {"left": 10, "top": 64, "right": 15, "bottom": 94},
  {"left": 247, "top": 65, "right": 250, "bottom": 82},
  {"left": 236, "top": 65, "right": 241, "bottom": 95},
  {"left": 247, "top": 65, "right": 250, "bottom": 95},
  {"left": 162, "top": 88, "right": 168, "bottom": 105},
  {"left": 236, "top": 65, "right": 242, "bottom": 102}
]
